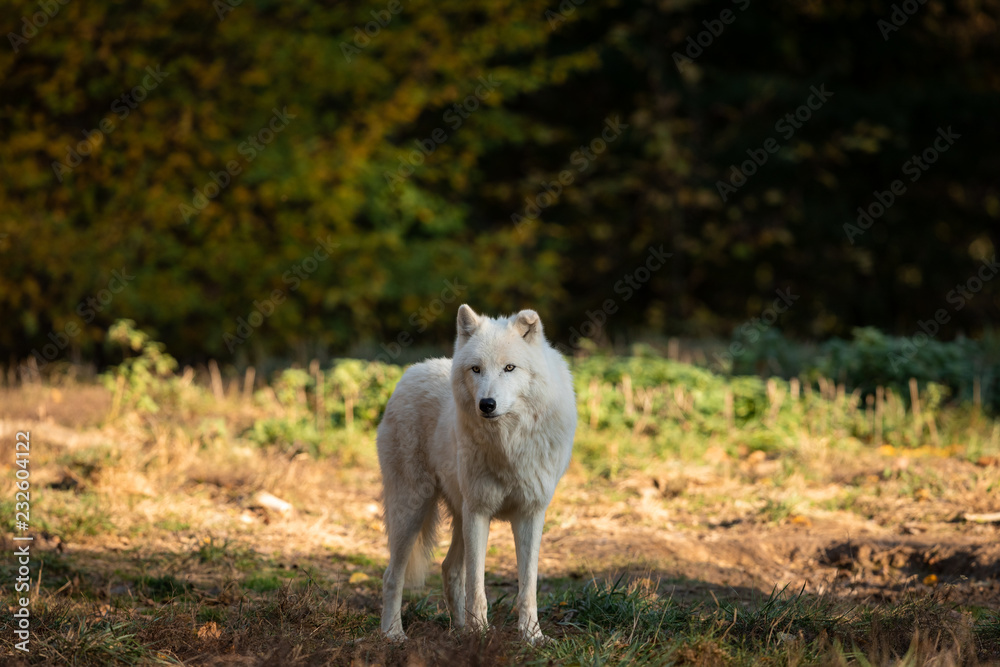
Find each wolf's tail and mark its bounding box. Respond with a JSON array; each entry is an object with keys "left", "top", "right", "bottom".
[{"left": 403, "top": 502, "right": 439, "bottom": 588}]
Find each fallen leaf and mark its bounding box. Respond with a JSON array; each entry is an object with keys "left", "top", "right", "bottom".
[
  {"left": 923, "top": 574, "right": 938, "bottom": 586},
  {"left": 349, "top": 572, "right": 370, "bottom": 584},
  {"left": 198, "top": 621, "right": 221, "bottom": 639},
  {"left": 91, "top": 604, "right": 112, "bottom": 620}
]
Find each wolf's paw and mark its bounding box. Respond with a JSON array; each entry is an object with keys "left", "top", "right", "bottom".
[
  {"left": 383, "top": 629, "right": 408, "bottom": 642},
  {"left": 518, "top": 619, "right": 548, "bottom": 645},
  {"left": 523, "top": 632, "right": 551, "bottom": 646},
  {"left": 465, "top": 608, "right": 491, "bottom": 635}
]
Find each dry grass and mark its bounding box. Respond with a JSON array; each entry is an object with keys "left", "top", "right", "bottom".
[{"left": 1, "top": 360, "right": 999, "bottom": 664}]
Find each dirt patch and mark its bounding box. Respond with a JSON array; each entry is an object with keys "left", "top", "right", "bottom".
[
  {"left": 0, "top": 384, "right": 111, "bottom": 428},
  {"left": 531, "top": 519, "right": 1000, "bottom": 608},
  {"left": 30, "top": 462, "right": 999, "bottom": 615}
]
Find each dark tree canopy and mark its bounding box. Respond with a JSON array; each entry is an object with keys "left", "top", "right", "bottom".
[{"left": 1, "top": 0, "right": 998, "bottom": 365}]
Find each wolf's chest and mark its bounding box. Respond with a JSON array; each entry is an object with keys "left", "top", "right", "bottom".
[{"left": 459, "top": 442, "right": 557, "bottom": 516}]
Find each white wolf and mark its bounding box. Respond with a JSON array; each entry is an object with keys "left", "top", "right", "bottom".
[{"left": 377, "top": 304, "right": 576, "bottom": 643}]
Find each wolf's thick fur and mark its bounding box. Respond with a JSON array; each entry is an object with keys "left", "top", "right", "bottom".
[{"left": 377, "top": 305, "right": 576, "bottom": 643}]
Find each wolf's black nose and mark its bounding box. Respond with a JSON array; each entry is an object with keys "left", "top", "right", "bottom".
[{"left": 479, "top": 398, "right": 496, "bottom": 414}]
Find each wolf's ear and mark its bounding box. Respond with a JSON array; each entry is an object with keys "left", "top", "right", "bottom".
[
  {"left": 456, "top": 304, "right": 481, "bottom": 341},
  {"left": 514, "top": 309, "right": 543, "bottom": 344}
]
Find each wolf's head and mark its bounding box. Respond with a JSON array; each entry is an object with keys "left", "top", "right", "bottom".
[{"left": 451, "top": 304, "right": 550, "bottom": 421}]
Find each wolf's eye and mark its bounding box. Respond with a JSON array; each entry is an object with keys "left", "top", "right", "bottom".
[
  {"left": 471, "top": 366, "right": 480, "bottom": 374},
  {"left": 504, "top": 364, "right": 516, "bottom": 372}
]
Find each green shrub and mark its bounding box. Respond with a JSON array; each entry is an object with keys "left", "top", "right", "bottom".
[
  {"left": 100, "top": 319, "right": 179, "bottom": 416},
  {"left": 731, "top": 326, "right": 999, "bottom": 412}
]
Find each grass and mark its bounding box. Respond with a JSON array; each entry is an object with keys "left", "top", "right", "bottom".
[
  {"left": 0, "top": 326, "right": 999, "bottom": 663},
  {"left": 4, "top": 573, "right": 994, "bottom": 666},
  {"left": 134, "top": 575, "right": 191, "bottom": 602},
  {"left": 2, "top": 551, "right": 998, "bottom": 665}
]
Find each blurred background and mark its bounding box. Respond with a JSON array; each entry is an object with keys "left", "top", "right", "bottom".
[{"left": 1, "top": 0, "right": 998, "bottom": 379}]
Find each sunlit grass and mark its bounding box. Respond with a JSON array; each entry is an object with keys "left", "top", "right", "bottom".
[{"left": 1, "top": 329, "right": 998, "bottom": 664}]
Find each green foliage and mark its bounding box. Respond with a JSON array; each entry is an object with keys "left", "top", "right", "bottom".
[
  {"left": 2, "top": 0, "right": 997, "bottom": 363},
  {"left": 84, "top": 321, "right": 1000, "bottom": 478},
  {"left": 100, "top": 319, "right": 179, "bottom": 415},
  {"left": 86, "top": 319, "right": 996, "bottom": 479},
  {"left": 0, "top": 0, "right": 589, "bottom": 361},
  {"left": 323, "top": 360, "right": 404, "bottom": 428},
  {"left": 819, "top": 327, "right": 970, "bottom": 398},
  {"left": 270, "top": 368, "right": 313, "bottom": 408},
  {"left": 246, "top": 416, "right": 322, "bottom": 456},
  {"left": 732, "top": 326, "right": 1000, "bottom": 411},
  {"left": 246, "top": 360, "right": 404, "bottom": 457},
  {"left": 730, "top": 327, "right": 815, "bottom": 378},
  {"left": 240, "top": 344, "right": 993, "bottom": 477}
]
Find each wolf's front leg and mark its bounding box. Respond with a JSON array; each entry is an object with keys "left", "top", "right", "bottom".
[
  {"left": 463, "top": 507, "right": 490, "bottom": 632},
  {"left": 511, "top": 511, "right": 546, "bottom": 643},
  {"left": 442, "top": 514, "right": 466, "bottom": 628}
]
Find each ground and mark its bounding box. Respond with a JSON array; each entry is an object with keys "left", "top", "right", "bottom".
[{"left": 0, "top": 377, "right": 999, "bottom": 665}]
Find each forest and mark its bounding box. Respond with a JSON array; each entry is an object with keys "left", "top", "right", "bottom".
[{"left": 2, "top": 0, "right": 997, "bottom": 368}]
